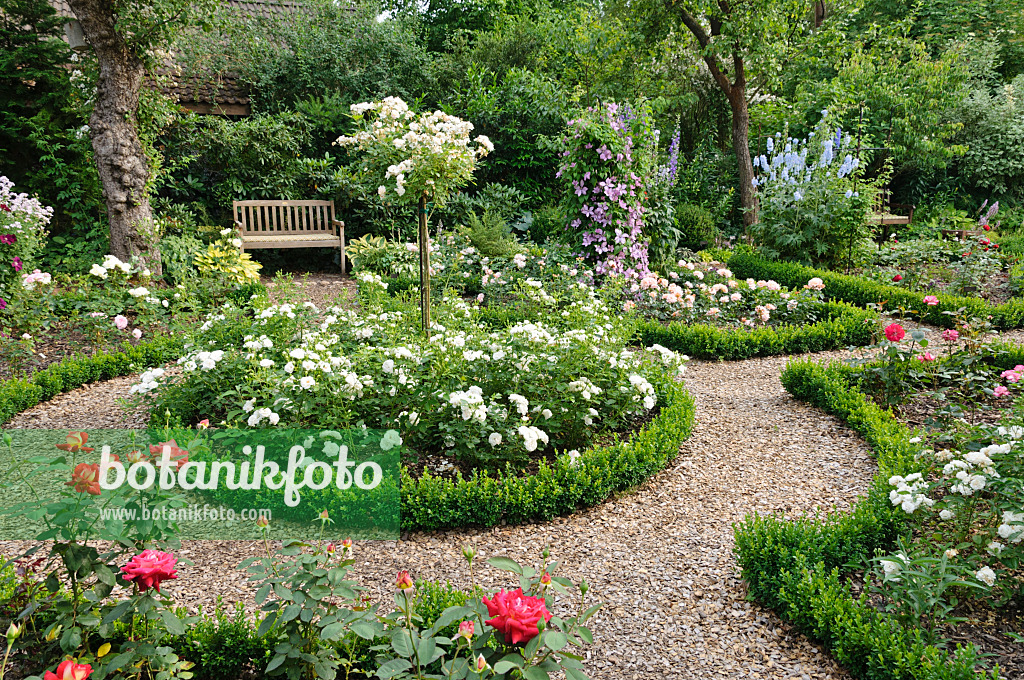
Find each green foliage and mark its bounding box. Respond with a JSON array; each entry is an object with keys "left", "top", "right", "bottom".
[
  {"left": 728, "top": 251, "right": 1024, "bottom": 329},
  {"left": 346, "top": 234, "right": 419, "bottom": 277},
  {"left": 158, "top": 233, "right": 205, "bottom": 285},
  {"left": 951, "top": 73, "right": 1024, "bottom": 203},
  {"left": 0, "top": 0, "right": 108, "bottom": 271},
  {"left": 163, "top": 602, "right": 274, "bottom": 680},
  {"left": 674, "top": 203, "right": 718, "bottom": 251},
  {"left": 457, "top": 211, "right": 525, "bottom": 258},
  {"left": 157, "top": 111, "right": 346, "bottom": 223},
  {"left": 195, "top": 0, "right": 435, "bottom": 113},
  {"left": 634, "top": 302, "right": 877, "bottom": 360},
  {"left": 446, "top": 66, "right": 573, "bottom": 203}
]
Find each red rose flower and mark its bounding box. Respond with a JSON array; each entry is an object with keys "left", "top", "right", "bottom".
[
  {"left": 66, "top": 463, "right": 101, "bottom": 495},
  {"left": 149, "top": 440, "right": 188, "bottom": 468},
  {"left": 892, "top": 274, "right": 903, "bottom": 282},
  {"left": 56, "top": 431, "right": 93, "bottom": 453},
  {"left": 483, "top": 588, "right": 552, "bottom": 645},
  {"left": 44, "top": 660, "right": 92, "bottom": 680},
  {"left": 884, "top": 323, "right": 906, "bottom": 343},
  {"left": 121, "top": 549, "right": 178, "bottom": 593},
  {"left": 984, "top": 224, "right": 991, "bottom": 231}
]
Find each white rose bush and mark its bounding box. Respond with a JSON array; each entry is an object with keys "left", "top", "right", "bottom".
[{"left": 130, "top": 275, "right": 688, "bottom": 472}]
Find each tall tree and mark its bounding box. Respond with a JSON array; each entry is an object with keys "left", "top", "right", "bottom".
[
  {"left": 669, "top": 0, "right": 829, "bottom": 229},
  {"left": 65, "top": 0, "right": 214, "bottom": 272}
]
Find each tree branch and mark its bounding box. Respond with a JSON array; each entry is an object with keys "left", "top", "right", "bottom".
[{"left": 677, "top": 8, "right": 734, "bottom": 95}]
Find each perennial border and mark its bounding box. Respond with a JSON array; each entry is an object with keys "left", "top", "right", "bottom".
[
  {"left": 733, "top": 358, "right": 995, "bottom": 680},
  {"left": 728, "top": 252, "right": 1024, "bottom": 330}
]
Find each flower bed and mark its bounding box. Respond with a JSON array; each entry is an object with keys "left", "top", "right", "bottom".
[
  {"left": 634, "top": 300, "right": 875, "bottom": 360},
  {"left": 358, "top": 234, "right": 880, "bottom": 360},
  {"left": 728, "top": 251, "right": 1024, "bottom": 330},
  {"left": 127, "top": 275, "right": 695, "bottom": 530},
  {"left": 735, "top": 329, "right": 1024, "bottom": 679}
]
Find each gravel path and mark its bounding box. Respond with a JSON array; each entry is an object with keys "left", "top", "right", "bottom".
[{"left": 1, "top": 350, "right": 881, "bottom": 679}]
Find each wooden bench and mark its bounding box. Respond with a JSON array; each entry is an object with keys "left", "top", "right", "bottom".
[
  {"left": 233, "top": 200, "right": 345, "bottom": 271},
  {"left": 872, "top": 190, "right": 915, "bottom": 244}
]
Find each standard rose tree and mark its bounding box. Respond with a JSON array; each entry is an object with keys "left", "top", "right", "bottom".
[{"left": 336, "top": 97, "right": 493, "bottom": 334}]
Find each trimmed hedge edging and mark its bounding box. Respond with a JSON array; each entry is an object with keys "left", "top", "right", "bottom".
[
  {"left": 635, "top": 301, "right": 876, "bottom": 360},
  {"left": 401, "top": 378, "right": 695, "bottom": 530},
  {"left": 728, "top": 252, "right": 1024, "bottom": 330},
  {"left": 0, "top": 336, "right": 184, "bottom": 425},
  {"left": 733, "top": 359, "right": 995, "bottom": 680}
]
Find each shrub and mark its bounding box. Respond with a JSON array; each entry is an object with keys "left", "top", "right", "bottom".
[
  {"left": 675, "top": 203, "right": 718, "bottom": 251},
  {"left": 750, "top": 113, "right": 878, "bottom": 268}
]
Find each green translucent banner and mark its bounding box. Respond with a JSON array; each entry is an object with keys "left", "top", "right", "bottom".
[{"left": 0, "top": 428, "right": 400, "bottom": 541}]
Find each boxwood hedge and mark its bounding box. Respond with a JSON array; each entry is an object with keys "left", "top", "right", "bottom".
[
  {"left": 728, "top": 252, "right": 1024, "bottom": 330},
  {"left": 0, "top": 336, "right": 184, "bottom": 425},
  {"left": 733, "top": 358, "right": 1000, "bottom": 680}
]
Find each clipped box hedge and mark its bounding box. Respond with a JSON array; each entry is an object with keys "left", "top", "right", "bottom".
[
  {"left": 401, "top": 378, "right": 695, "bottom": 530},
  {"left": 635, "top": 301, "right": 876, "bottom": 360},
  {"left": 0, "top": 336, "right": 184, "bottom": 425},
  {"left": 733, "top": 358, "right": 998, "bottom": 680},
  {"left": 728, "top": 252, "right": 1024, "bottom": 330}
]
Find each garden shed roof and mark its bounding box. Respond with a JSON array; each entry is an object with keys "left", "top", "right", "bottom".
[{"left": 48, "top": 0, "right": 308, "bottom": 116}]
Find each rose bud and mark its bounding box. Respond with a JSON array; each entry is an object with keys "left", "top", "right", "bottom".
[{"left": 395, "top": 570, "right": 414, "bottom": 590}]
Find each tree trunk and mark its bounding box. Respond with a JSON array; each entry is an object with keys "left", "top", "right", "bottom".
[
  {"left": 727, "top": 87, "right": 758, "bottom": 231},
  {"left": 67, "top": 0, "right": 161, "bottom": 275}
]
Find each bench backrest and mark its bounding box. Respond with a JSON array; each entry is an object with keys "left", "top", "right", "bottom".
[{"left": 233, "top": 200, "right": 338, "bottom": 236}]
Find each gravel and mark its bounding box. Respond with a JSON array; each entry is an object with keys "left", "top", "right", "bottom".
[{"left": 1, "top": 343, "right": 883, "bottom": 679}]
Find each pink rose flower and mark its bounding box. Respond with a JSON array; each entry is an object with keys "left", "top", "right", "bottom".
[
  {"left": 114, "top": 314, "right": 128, "bottom": 330},
  {"left": 942, "top": 329, "right": 959, "bottom": 343},
  {"left": 923, "top": 295, "right": 939, "bottom": 306},
  {"left": 1000, "top": 369, "right": 1021, "bottom": 383},
  {"left": 458, "top": 620, "right": 475, "bottom": 640},
  {"left": 120, "top": 549, "right": 178, "bottom": 593},
  {"left": 917, "top": 352, "right": 935, "bottom": 362},
  {"left": 994, "top": 385, "right": 1010, "bottom": 398},
  {"left": 483, "top": 588, "right": 552, "bottom": 645},
  {"left": 132, "top": 328, "right": 142, "bottom": 339},
  {"left": 884, "top": 323, "right": 906, "bottom": 343}
]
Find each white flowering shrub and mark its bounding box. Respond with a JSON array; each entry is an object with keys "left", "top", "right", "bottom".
[
  {"left": 751, "top": 112, "right": 880, "bottom": 268},
  {"left": 336, "top": 97, "right": 493, "bottom": 206},
  {"left": 132, "top": 285, "right": 687, "bottom": 469}
]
